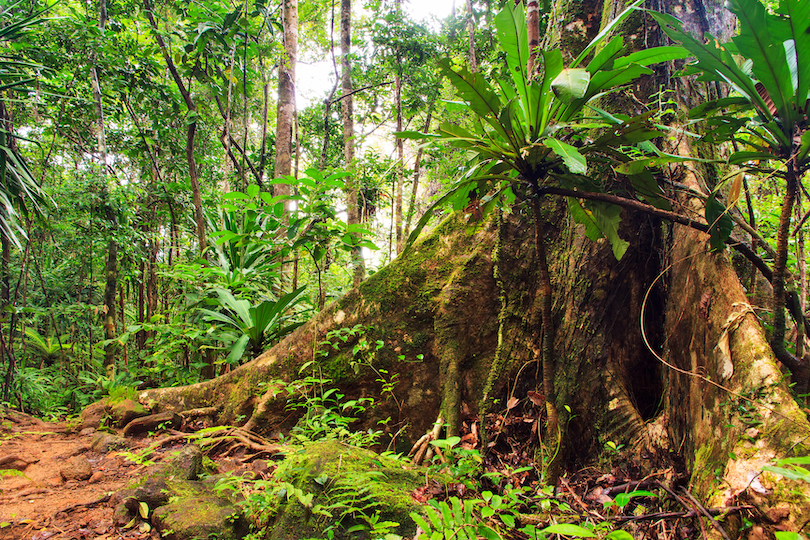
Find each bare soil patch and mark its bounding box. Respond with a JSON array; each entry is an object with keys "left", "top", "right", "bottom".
[{"left": 1, "top": 410, "right": 158, "bottom": 540}]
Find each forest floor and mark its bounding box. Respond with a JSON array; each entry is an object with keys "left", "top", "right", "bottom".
[
  {"left": 0, "top": 406, "right": 745, "bottom": 540},
  {"left": 0, "top": 410, "right": 160, "bottom": 540}
]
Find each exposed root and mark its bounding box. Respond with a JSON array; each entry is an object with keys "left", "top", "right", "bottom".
[
  {"left": 408, "top": 417, "right": 443, "bottom": 466},
  {"left": 145, "top": 426, "right": 283, "bottom": 464},
  {"left": 52, "top": 494, "right": 111, "bottom": 518},
  {"left": 0, "top": 455, "right": 37, "bottom": 470}
]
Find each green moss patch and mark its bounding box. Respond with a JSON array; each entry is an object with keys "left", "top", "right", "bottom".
[{"left": 268, "top": 440, "right": 427, "bottom": 540}]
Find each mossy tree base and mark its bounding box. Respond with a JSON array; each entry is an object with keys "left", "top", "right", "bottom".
[{"left": 133, "top": 198, "right": 809, "bottom": 535}]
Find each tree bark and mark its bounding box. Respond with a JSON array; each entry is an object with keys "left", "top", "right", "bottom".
[
  {"left": 143, "top": 0, "right": 206, "bottom": 257},
  {"left": 466, "top": 0, "right": 477, "bottom": 72},
  {"left": 341, "top": 0, "right": 365, "bottom": 284},
  {"left": 128, "top": 0, "right": 810, "bottom": 534},
  {"left": 274, "top": 0, "right": 298, "bottom": 184},
  {"left": 393, "top": 10, "right": 404, "bottom": 254}
]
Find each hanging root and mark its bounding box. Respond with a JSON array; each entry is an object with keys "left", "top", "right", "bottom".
[{"left": 408, "top": 417, "right": 444, "bottom": 466}]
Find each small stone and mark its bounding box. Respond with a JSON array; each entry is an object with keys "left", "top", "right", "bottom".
[
  {"left": 91, "top": 432, "right": 128, "bottom": 453},
  {"left": 60, "top": 455, "right": 92, "bottom": 481},
  {"left": 133, "top": 478, "right": 171, "bottom": 508}
]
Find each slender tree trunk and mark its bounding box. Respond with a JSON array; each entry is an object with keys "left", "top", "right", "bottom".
[
  {"left": 341, "top": 0, "right": 365, "bottom": 284},
  {"left": 770, "top": 166, "right": 809, "bottom": 392},
  {"left": 526, "top": 0, "right": 540, "bottom": 76},
  {"left": 393, "top": 7, "right": 404, "bottom": 254},
  {"left": 466, "top": 0, "right": 477, "bottom": 72},
  {"left": 274, "top": 0, "right": 298, "bottom": 184},
  {"left": 137, "top": 259, "right": 146, "bottom": 352},
  {"left": 143, "top": 0, "right": 206, "bottom": 257},
  {"left": 403, "top": 112, "right": 431, "bottom": 241},
  {"left": 91, "top": 0, "right": 119, "bottom": 368}
]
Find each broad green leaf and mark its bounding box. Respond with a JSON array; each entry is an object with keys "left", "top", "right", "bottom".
[
  {"left": 495, "top": 2, "right": 530, "bottom": 125},
  {"left": 541, "top": 523, "right": 596, "bottom": 537},
  {"left": 776, "top": 0, "right": 810, "bottom": 108},
  {"left": 650, "top": 11, "right": 768, "bottom": 119},
  {"left": 628, "top": 171, "right": 670, "bottom": 210},
  {"left": 537, "top": 50, "right": 564, "bottom": 133},
  {"left": 728, "top": 0, "right": 796, "bottom": 132},
  {"left": 613, "top": 46, "right": 688, "bottom": 68},
  {"left": 614, "top": 489, "right": 655, "bottom": 507},
  {"left": 591, "top": 202, "right": 629, "bottom": 260},
  {"left": 728, "top": 151, "right": 774, "bottom": 164},
  {"left": 606, "top": 532, "right": 636, "bottom": 540},
  {"left": 688, "top": 96, "right": 753, "bottom": 118},
  {"left": 546, "top": 138, "right": 587, "bottom": 174},
  {"left": 439, "top": 60, "right": 516, "bottom": 150},
  {"left": 705, "top": 193, "right": 734, "bottom": 251},
  {"left": 586, "top": 35, "right": 625, "bottom": 73},
  {"left": 199, "top": 308, "right": 241, "bottom": 330},
  {"left": 584, "top": 64, "right": 652, "bottom": 99},
  {"left": 773, "top": 532, "right": 802, "bottom": 540},
  {"left": 551, "top": 69, "right": 590, "bottom": 103}
]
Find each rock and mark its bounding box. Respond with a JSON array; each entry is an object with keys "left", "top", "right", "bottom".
[
  {"left": 151, "top": 495, "right": 248, "bottom": 540},
  {"left": 133, "top": 478, "right": 171, "bottom": 508},
  {"left": 60, "top": 455, "right": 92, "bottom": 481},
  {"left": 90, "top": 432, "right": 128, "bottom": 453},
  {"left": 112, "top": 497, "right": 134, "bottom": 527},
  {"left": 152, "top": 444, "right": 202, "bottom": 481},
  {"left": 80, "top": 399, "right": 110, "bottom": 430},
  {"left": 88, "top": 471, "right": 104, "bottom": 484},
  {"left": 122, "top": 411, "right": 181, "bottom": 437},
  {"left": 109, "top": 399, "right": 148, "bottom": 427},
  {"left": 268, "top": 440, "right": 427, "bottom": 540}
]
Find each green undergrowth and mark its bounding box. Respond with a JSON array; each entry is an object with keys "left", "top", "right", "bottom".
[{"left": 206, "top": 377, "right": 701, "bottom": 540}]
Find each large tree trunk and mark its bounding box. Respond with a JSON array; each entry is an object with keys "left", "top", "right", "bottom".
[{"left": 134, "top": 0, "right": 810, "bottom": 535}]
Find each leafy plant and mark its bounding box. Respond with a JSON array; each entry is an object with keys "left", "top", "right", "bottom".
[
  {"left": 0, "top": 0, "right": 52, "bottom": 247},
  {"left": 651, "top": 0, "right": 810, "bottom": 392},
  {"left": 283, "top": 375, "right": 382, "bottom": 448},
  {"left": 400, "top": 0, "right": 685, "bottom": 474},
  {"left": 763, "top": 456, "right": 810, "bottom": 484},
  {"left": 200, "top": 286, "right": 307, "bottom": 364}
]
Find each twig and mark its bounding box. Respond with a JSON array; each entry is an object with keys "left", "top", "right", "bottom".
[
  {"left": 52, "top": 494, "right": 111, "bottom": 517},
  {"left": 681, "top": 488, "right": 732, "bottom": 540},
  {"left": 561, "top": 477, "right": 605, "bottom": 521}
]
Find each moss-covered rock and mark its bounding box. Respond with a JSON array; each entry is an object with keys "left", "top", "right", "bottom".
[
  {"left": 268, "top": 440, "right": 426, "bottom": 540},
  {"left": 109, "top": 398, "right": 148, "bottom": 428},
  {"left": 151, "top": 494, "right": 248, "bottom": 540}
]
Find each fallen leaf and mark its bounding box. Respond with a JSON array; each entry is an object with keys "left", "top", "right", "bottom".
[
  {"left": 506, "top": 397, "right": 519, "bottom": 410},
  {"left": 527, "top": 391, "right": 545, "bottom": 406}
]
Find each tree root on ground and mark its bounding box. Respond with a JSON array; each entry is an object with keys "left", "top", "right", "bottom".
[
  {"left": 156, "top": 426, "right": 283, "bottom": 463},
  {"left": 408, "top": 417, "right": 443, "bottom": 466},
  {"left": 53, "top": 494, "right": 112, "bottom": 518},
  {"left": 0, "top": 455, "right": 37, "bottom": 470}
]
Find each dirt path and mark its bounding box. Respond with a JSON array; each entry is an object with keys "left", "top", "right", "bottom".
[{"left": 1, "top": 410, "right": 158, "bottom": 540}]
